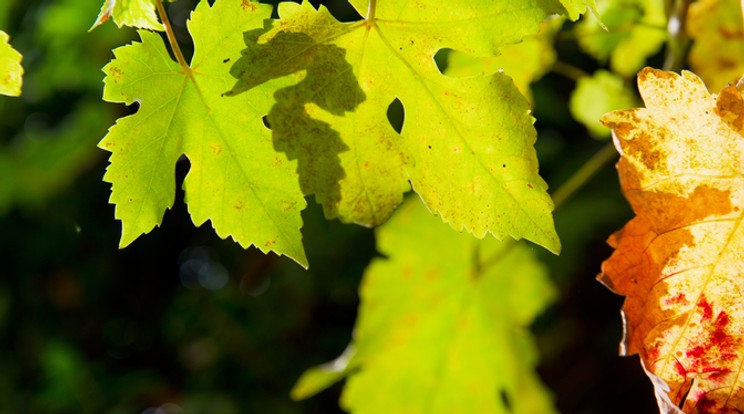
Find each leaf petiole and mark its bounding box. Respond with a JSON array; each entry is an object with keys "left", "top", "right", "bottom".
[
  {"left": 155, "top": 0, "right": 190, "bottom": 72},
  {"left": 550, "top": 141, "right": 617, "bottom": 210}
]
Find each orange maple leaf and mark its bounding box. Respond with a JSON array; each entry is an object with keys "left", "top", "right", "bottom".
[{"left": 600, "top": 67, "right": 744, "bottom": 413}]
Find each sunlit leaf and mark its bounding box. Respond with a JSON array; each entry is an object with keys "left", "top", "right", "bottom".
[
  {"left": 561, "top": 0, "right": 599, "bottom": 20},
  {"left": 0, "top": 30, "right": 22, "bottom": 96},
  {"left": 100, "top": 0, "right": 307, "bottom": 266},
  {"left": 90, "top": 0, "right": 163, "bottom": 31},
  {"left": 444, "top": 17, "right": 562, "bottom": 103},
  {"left": 293, "top": 197, "right": 557, "bottom": 414},
  {"left": 600, "top": 68, "right": 744, "bottom": 412},
  {"left": 230, "top": 0, "right": 562, "bottom": 253}
]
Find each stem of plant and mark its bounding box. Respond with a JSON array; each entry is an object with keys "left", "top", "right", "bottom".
[
  {"left": 155, "top": 0, "right": 190, "bottom": 72},
  {"left": 663, "top": 0, "right": 692, "bottom": 72},
  {"left": 551, "top": 141, "right": 618, "bottom": 210}
]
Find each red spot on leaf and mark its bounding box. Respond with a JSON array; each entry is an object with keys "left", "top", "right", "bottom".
[{"left": 698, "top": 295, "right": 714, "bottom": 322}]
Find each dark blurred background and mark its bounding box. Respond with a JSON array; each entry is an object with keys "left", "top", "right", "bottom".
[{"left": 0, "top": 0, "right": 659, "bottom": 412}]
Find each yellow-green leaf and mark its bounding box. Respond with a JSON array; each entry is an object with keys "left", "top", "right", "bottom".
[
  {"left": 230, "top": 0, "right": 561, "bottom": 253},
  {"left": 0, "top": 30, "right": 22, "bottom": 96},
  {"left": 293, "top": 197, "right": 557, "bottom": 414},
  {"left": 570, "top": 70, "right": 639, "bottom": 138},
  {"left": 444, "top": 17, "right": 562, "bottom": 103},
  {"left": 90, "top": 0, "right": 163, "bottom": 31},
  {"left": 100, "top": 0, "right": 307, "bottom": 266},
  {"left": 561, "top": 0, "right": 599, "bottom": 20}
]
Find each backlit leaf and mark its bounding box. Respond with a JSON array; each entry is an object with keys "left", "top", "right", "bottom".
[
  {"left": 600, "top": 68, "right": 744, "bottom": 412},
  {"left": 576, "top": 0, "right": 666, "bottom": 76},
  {"left": 570, "top": 70, "right": 638, "bottom": 138},
  {"left": 230, "top": 0, "right": 561, "bottom": 253},
  {"left": 443, "top": 17, "right": 562, "bottom": 103},
  {"left": 687, "top": 0, "right": 744, "bottom": 92},
  {"left": 99, "top": 0, "right": 308, "bottom": 266},
  {"left": 561, "top": 0, "right": 599, "bottom": 20},
  {"left": 0, "top": 30, "right": 22, "bottom": 97},
  {"left": 90, "top": 0, "right": 163, "bottom": 31},
  {"left": 293, "top": 197, "right": 557, "bottom": 414}
]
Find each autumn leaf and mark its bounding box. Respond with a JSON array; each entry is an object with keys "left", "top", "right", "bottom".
[
  {"left": 687, "top": 0, "right": 744, "bottom": 92},
  {"left": 99, "top": 0, "right": 308, "bottom": 266},
  {"left": 229, "top": 0, "right": 562, "bottom": 253},
  {"left": 0, "top": 30, "right": 22, "bottom": 96},
  {"left": 600, "top": 68, "right": 744, "bottom": 413},
  {"left": 292, "top": 197, "right": 557, "bottom": 414}
]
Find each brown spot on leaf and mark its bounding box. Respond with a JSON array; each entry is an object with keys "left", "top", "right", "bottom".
[
  {"left": 715, "top": 86, "right": 744, "bottom": 134},
  {"left": 109, "top": 66, "right": 123, "bottom": 83}
]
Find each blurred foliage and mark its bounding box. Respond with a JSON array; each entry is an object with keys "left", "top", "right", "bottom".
[{"left": 1, "top": 0, "right": 713, "bottom": 412}]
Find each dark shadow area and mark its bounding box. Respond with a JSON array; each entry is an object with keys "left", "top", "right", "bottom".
[
  {"left": 259, "top": 0, "right": 363, "bottom": 22},
  {"left": 228, "top": 21, "right": 365, "bottom": 221}
]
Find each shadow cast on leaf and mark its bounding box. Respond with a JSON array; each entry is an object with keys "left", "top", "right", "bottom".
[{"left": 227, "top": 20, "right": 365, "bottom": 220}]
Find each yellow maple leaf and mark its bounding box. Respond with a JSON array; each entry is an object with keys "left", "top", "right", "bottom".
[
  {"left": 687, "top": 0, "right": 744, "bottom": 92},
  {"left": 600, "top": 67, "right": 744, "bottom": 413}
]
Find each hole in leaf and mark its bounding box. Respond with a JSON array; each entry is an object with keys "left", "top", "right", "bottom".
[
  {"left": 308, "top": 0, "right": 363, "bottom": 22},
  {"left": 434, "top": 48, "right": 453, "bottom": 75},
  {"left": 500, "top": 390, "right": 512, "bottom": 412},
  {"left": 386, "top": 98, "right": 404, "bottom": 134},
  {"left": 262, "top": 115, "right": 272, "bottom": 130},
  {"left": 260, "top": 0, "right": 363, "bottom": 21}
]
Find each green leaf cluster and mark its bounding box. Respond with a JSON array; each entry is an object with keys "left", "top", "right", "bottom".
[{"left": 98, "top": 0, "right": 595, "bottom": 265}]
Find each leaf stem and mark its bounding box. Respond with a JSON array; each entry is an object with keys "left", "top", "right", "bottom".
[
  {"left": 552, "top": 61, "right": 589, "bottom": 81},
  {"left": 662, "top": 0, "right": 692, "bottom": 71},
  {"left": 367, "top": 0, "right": 376, "bottom": 21},
  {"left": 550, "top": 141, "right": 618, "bottom": 210},
  {"left": 155, "top": 0, "right": 190, "bottom": 71}
]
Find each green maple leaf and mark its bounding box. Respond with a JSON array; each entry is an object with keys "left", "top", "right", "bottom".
[
  {"left": 0, "top": 30, "right": 22, "bottom": 97},
  {"left": 569, "top": 70, "right": 639, "bottom": 138},
  {"left": 99, "top": 0, "right": 308, "bottom": 266},
  {"left": 229, "top": 0, "right": 562, "bottom": 253},
  {"left": 292, "top": 197, "right": 557, "bottom": 414},
  {"left": 90, "top": 0, "right": 163, "bottom": 31}
]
